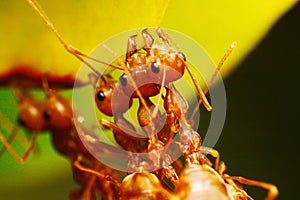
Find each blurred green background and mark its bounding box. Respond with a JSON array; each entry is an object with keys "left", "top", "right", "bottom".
[{"left": 0, "top": 2, "right": 299, "bottom": 200}]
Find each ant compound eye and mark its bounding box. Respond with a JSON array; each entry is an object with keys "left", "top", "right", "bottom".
[
  {"left": 178, "top": 52, "right": 186, "bottom": 61},
  {"left": 120, "top": 74, "right": 128, "bottom": 86},
  {"left": 151, "top": 62, "right": 160, "bottom": 74},
  {"left": 43, "top": 110, "right": 51, "bottom": 121},
  {"left": 96, "top": 91, "right": 105, "bottom": 101}
]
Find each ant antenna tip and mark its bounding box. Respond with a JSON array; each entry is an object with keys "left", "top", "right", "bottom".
[{"left": 231, "top": 41, "right": 237, "bottom": 48}]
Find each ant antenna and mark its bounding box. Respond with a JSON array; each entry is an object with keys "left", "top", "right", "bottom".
[
  {"left": 189, "top": 42, "right": 237, "bottom": 121},
  {"left": 27, "top": 0, "right": 123, "bottom": 76},
  {"left": 102, "top": 44, "right": 127, "bottom": 71},
  {"left": 206, "top": 42, "right": 237, "bottom": 93},
  {"left": 157, "top": 28, "right": 212, "bottom": 111}
]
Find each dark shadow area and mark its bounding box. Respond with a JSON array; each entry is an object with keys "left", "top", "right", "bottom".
[{"left": 214, "top": 2, "right": 299, "bottom": 199}]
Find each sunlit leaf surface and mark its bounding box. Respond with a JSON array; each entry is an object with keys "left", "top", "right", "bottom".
[
  {"left": 0, "top": 0, "right": 296, "bottom": 199},
  {"left": 0, "top": 0, "right": 295, "bottom": 79},
  {"left": 0, "top": 0, "right": 170, "bottom": 79}
]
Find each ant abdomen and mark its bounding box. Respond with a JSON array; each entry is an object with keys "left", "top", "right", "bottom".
[{"left": 175, "top": 164, "right": 230, "bottom": 200}]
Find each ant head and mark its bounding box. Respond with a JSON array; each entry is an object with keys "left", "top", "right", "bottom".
[
  {"left": 94, "top": 77, "right": 115, "bottom": 116},
  {"left": 148, "top": 48, "right": 186, "bottom": 86},
  {"left": 119, "top": 67, "right": 161, "bottom": 99},
  {"left": 94, "top": 75, "right": 133, "bottom": 116},
  {"left": 126, "top": 51, "right": 147, "bottom": 69},
  {"left": 43, "top": 90, "right": 73, "bottom": 132},
  {"left": 18, "top": 97, "right": 48, "bottom": 132}
]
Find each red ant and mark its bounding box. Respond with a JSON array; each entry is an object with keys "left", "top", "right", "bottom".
[
  {"left": 0, "top": 76, "right": 74, "bottom": 163},
  {"left": 133, "top": 30, "right": 279, "bottom": 199},
  {"left": 0, "top": 76, "right": 123, "bottom": 199},
  {"left": 26, "top": 0, "right": 164, "bottom": 157},
  {"left": 156, "top": 41, "right": 278, "bottom": 200},
  {"left": 23, "top": 1, "right": 280, "bottom": 199},
  {"left": 89, "top": 73, "right": 148, "bottom": 153},
  {"left": 73, "top": 130, "right": 278, "bottom": 200},
  {"left": 101, "top": 30, "right": 202, "bottom": 186},
  {"left": 28, "top": 0, "right": 213, "bottom": 117},
  {"left": 86, "top": 67, "right": 180, "bottom": 186},
  {"left": 73, "top": 146, "right": 172, "bottom": 200},
  {"left": 120, "top": 28, "right": 211, "bottom": 111},
  {"left": 27, "top": 0, "right": 207, "bottom": 148}
]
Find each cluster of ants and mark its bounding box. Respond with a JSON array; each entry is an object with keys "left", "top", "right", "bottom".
[{"left": 0, "top": 1, "right": 279, "bottom": 199}]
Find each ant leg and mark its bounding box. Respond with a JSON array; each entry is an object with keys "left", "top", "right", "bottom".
[
  {"left": 0, "top": 131, "right": 39, "bottom": 163},
  {"left": 137, "top": 98, "right": 162, "bottom": 143},
  {"left": 70, "top": 162, "right": 98, "bottom": 200},
  {"left": 73, "top": 154, "right": 121, "bottom": 187},
  {"left": 100, "top": 118, "right": 147, "bottom": 142},
  {"left": 161, "top": 154, "right": 180, "bottom": 187},
  {"left": 218, "top": 161, "right": 227, "bottom": 176},
  {"left": 27, "top": 0, "right": 123, "bottom": 75},
  {"left": 100, "top": 118, "right": 147, "bottom": 152},
  {"left": 14, "top": 132, "right": 39, "bottom": 163},
  {"left": 41, "top": 74, "right": 53, "bottom": 97},
  {"left": 162, "top": 165, "right": 179, "bottom": 188},
  {"left": 200, "top": 146, "right": 220, "bottom": 172},
  {"left": 0, "top": 124, "right": 19, "bottom": 156},
  {"left": 126, "top": 34, "right": 138, "bottom": 63},
  {"left": 142, "top": 28, "right": 154, "bottom": 53},
  {"left": 185, "top": 64, "right": 212, "bottom": 111},
  {"left": 224, "top": 175, "right": 279, "bottom": 200},
  {"left": 189, "top": 42, "right": 237, "bottom": 121},
  {"left": 219, "top": 161, "right": 278, "bottom": 200},
  {"left": 81, "top": 168, "right": 98, "bottom": 200},
  {"left": 156, "top": 28, "right": 212, "bottom": 111}
]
